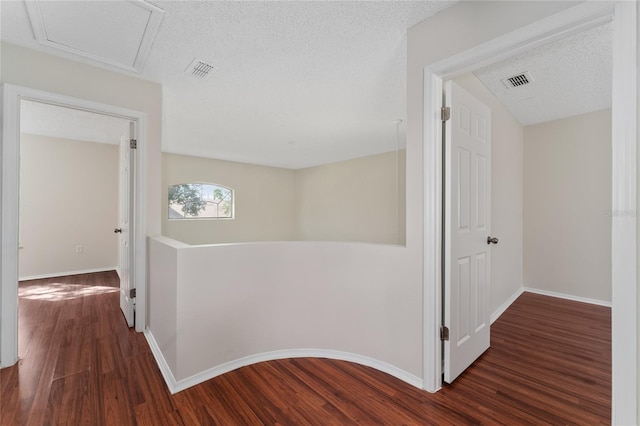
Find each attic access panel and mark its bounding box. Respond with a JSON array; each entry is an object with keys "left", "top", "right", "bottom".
[{"left": 25, "top": 0, "right": 164, "bottom": 73}]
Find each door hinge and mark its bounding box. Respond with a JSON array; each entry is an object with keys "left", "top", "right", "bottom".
[
  {"left": 441, "top": 106, "right": 451, "bottom": 122},
  {"left": 440, "top": 326, "right": 450, "bottom": 341},
  {"left": 129, "top": 288, "right": 137, "bottom": 298},
  {"left": 130, "top": 139, "right": 137, "bottom": 149}
]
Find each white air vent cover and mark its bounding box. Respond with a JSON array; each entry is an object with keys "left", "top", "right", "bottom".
[
  {"left": 502, "top": 71, "right": 534, "bottom": 89},
  {"left": 185, "top": 58, "right": 215, "bottom": 79}
]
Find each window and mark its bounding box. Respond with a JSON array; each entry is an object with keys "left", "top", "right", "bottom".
[{"left": 168, "top": 183, "right": 233, "bottom": 219}]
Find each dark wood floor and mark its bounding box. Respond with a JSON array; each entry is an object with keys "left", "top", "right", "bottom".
[{"left": 1, "top": 272, "right": 611, "bottom": 425}]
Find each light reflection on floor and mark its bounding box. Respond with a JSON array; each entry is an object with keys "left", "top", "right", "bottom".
[{"left": 18, "top": 283, "right": 119, "bottom": 301}]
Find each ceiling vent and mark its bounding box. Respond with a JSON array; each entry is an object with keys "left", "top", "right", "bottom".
[
  {"left": 502, "top": 71, "right": 534, "bottom": 89},
  {"left": 185, "top": 58, "right": 215, "bottom": 79}
]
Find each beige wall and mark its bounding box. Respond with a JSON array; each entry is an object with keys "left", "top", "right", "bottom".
[
  {"left": 524, "top": 109, "right": 612, "bottom": 302},
  {"left": 19, "top": 134, "right": 118, "bottom": 278},
  {"left": 452, "top": 73, "right": 524, "bottom": 316},
  {"left": 163, "top": 153, "right": 296, "bottom": 244},
  {"left": 163, "top": 150, "right": 406, "bottom": 245},
  {"left": 1, "top": 42, "right": 162, "bottom": 340},
  {"left": 1, "top": 43, "right": 162, "bottom": 235},
  {"left": 294, "top": 150, "right": 406, "bottom": 244}
]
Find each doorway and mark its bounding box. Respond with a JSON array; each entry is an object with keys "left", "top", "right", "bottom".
[
  {"left": 18, "top": 99, "right": 137, "bottom": 326},
  {"left": 442, "top": 21, "right": 613, "bottom": 382},
  {"left": 18, "top": 101, "right": 125, "bottom": 282},
  {"left": 422, "top": 2, "right": 636, "bottom": 423},
  {"left": 1, "top": 85, "right": 148, "bottom": 367}
]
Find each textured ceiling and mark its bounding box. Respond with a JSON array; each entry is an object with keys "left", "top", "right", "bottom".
[
  {"left": 143, "top": 0, "right": 454, "bottom": 168},
  {"left": 2, "top": 1, "right": 612, "bottom": 168},
  {"left": 21, "top": 101, "right": 130, "bottom": 145},
  {"left": 473, "top": 22, "right": 612, "bottom": 126},
  {"left": 2, "top": 0, "right": 454, "bottom": 168}
]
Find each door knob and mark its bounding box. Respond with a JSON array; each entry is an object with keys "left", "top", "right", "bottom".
[
  {"left": 114, "top": 228, "right": 123, "bottom": 233},
  {"left": 487, "top": 236, "right": 499, "bottom": 245}
]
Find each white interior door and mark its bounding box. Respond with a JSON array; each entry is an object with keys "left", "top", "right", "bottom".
[
  {"left": 443, "top": 81, "right": 493, "bottom": 383},
  {"left": 118, "top": 121, "right": 135, "bottom": 327}
]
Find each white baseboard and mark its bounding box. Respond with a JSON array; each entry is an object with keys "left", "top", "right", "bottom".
[
  {"left": 19, "top": 267, "right": 117, "bottom": 282},
  {"left": 489, "top": 286, "right": 611, "bottom": 325},
  {"left": 491, "top": 287, "right": 524, "bottom": 324},
  {"left": 144, "top": 329, "right": 179, "bottom": 393},
  {"left": 523, "top": 287, "right": 612, "bottom": 307},
  {"left": 144, "top": 329, "right": 423, "bottom": 395}
]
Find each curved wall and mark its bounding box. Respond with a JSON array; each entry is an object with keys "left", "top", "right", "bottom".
[{"left": 149, "top": 236, "right": 423, "bottom": 391}]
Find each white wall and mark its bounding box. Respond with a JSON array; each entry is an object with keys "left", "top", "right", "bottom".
[
  {"left": 524, "top": 109, "right": 612, "bottom": 303},
  {"left": 149, "top": 236, "right": 421, "bottom": 386},
  {"left": 637, "top": 4, "right": 640, "bottom": 417},
  {"left": 19, "top": 134, "right": 118, "bottom": 278},
  {"left": 163, "top": 153, "right": 296, "bottom": 244},
  {"left": 452, "top": 73, "right": 524, "bottom": 316},
  {"left": 295, "top": 150, "right": 406, "bottom": 245},
  {"left": 148, "top": 236, "right": 185, "bottom": 376}
]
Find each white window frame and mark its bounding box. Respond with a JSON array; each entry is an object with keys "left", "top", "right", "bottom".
[{"left": 168, "top": 182, "right": 235, "bottom": 220}]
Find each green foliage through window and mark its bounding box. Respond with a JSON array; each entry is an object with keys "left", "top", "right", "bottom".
[{"left": 168, "top": 183, "right": 233, "bottom": 219}]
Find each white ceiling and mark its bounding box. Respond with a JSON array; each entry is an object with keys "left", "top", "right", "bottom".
[
  {"left": 21, "top": 101, "right": 130, "bottom": 145},
  {"left": 2, "top": 1, "right": 613, "bottom": 168},
  {"left": 2, "top": 0, "right": 454, "bottom": 168},
  {"left": 472, "top": 22, "right": 612, "bottom": 126}
]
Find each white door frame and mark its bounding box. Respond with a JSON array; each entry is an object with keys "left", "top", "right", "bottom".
[
  {"left": 1, "top": 84, "right": 148, "bottom": 367},
  {"left": 421, "top": 2, "right": 636, "bottom": 424}
]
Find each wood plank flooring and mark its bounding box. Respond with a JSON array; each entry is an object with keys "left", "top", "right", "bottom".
[{"left": 1, "top": 272, "right": 611, "bottom": 425}]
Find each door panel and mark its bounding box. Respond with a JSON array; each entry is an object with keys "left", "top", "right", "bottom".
[
  {"left": 444, "top": 81, "right": 492, "bottom": 383},
  {"left": 119, "top": 122, "right": 135, "bottom": 327}
]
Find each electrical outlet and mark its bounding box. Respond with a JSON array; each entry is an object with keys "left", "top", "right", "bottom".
[{"left": 75, "top": 245, "right": 83, "bottom": 254}]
